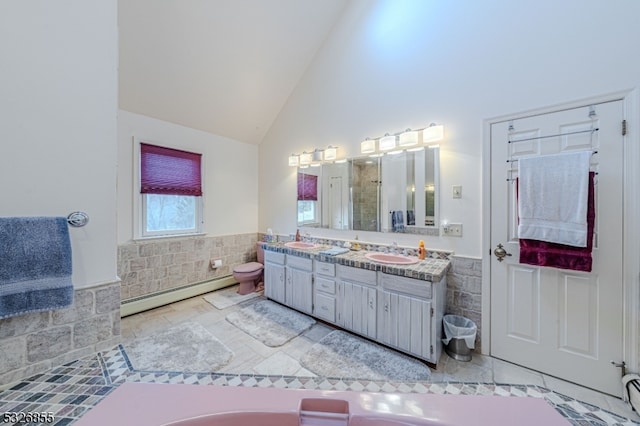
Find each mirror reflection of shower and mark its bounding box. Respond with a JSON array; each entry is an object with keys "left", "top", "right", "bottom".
[{"left": 349, "top": 157, "right": 381, "bottom": 232}]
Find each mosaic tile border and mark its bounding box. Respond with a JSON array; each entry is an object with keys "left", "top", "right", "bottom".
[
  {"left": 2, "top": 345, "right": 639, "bottom": 426},
  {"left": 262, "top": 234, "right": 453, "bottom": 261},
  {"left": 263, "top": 241, "right": 451, "bottom": 282}
]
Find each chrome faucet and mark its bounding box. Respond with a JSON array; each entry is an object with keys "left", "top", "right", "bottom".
[{"left": 389, "top": 242, "right": 398, "bottom": 254}]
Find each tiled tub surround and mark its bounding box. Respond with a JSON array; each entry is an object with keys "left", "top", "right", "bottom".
[
  {"left": 0, "top": 281, "right": 121, "bottom": 386},
  {"left": 118, "top": 233, "right": 259, "bottom": 301}
]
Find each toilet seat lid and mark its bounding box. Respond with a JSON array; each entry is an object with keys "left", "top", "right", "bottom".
[{"left": 233, "top": 262, "right": 263, "bottom": 273}]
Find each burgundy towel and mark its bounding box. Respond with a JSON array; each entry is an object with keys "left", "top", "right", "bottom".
[{"left": 518, "top": 172, "right": 595, "bottom": 272}]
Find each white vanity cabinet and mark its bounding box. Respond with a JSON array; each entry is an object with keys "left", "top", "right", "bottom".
[
  {"left": 313, "top": 261, "right": 336, "bottom": 323},
  {"left": 264, "top": 247, "right": 448, "bottom": 365},
  {"left": 378, "top": 273, "right": 446, "bottom": 364},
  {"left": 284, "top": 255, "right": 313, "bottom": 315},
  {"left": 264, "top": 251, "right": 286, "bottom": 304},
  {"left": 336, "top": 265, "right": 377, "bottom": 339}
]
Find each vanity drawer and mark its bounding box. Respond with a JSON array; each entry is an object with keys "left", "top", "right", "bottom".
[
  {"left": 315, "top": 276, "right": 336, "bottom": 295},
  {"left": 314, "top": 292, "right": 336, "bottom": 322},
  {"left": 264, "top": 251, "right": 285, "bottom": 265},
  {"left": 314, "top": 261, "right": 335, "bottom": 277},
  {"left": 286, "top": 255, "right": 313, "bottom": 271},
  {"left": 380, "top": 273, "right": 432, "bottom": 299},
  {"left": 337, "top": 264, "right": 377, "bottom": 286}
]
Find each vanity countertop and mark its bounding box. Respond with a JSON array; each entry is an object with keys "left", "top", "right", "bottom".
[{"left": 262, "top": 243, "right": 451, "bottom": 283}]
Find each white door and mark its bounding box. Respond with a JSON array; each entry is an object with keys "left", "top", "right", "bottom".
[
  {"left": 264, "top": 262, "right": 285, "bottom": 304},
  {"left": 490, "top": 100, "right": 624, "bottom": 396},
  {"left": 379, "top": 290, "right": 432, "bottom": 360},
  {"left": 287, "top": 267, "right": 313, "bottom": 314},
  {"left": 338, "top": 281, "right": 377, "bottom": 338}
]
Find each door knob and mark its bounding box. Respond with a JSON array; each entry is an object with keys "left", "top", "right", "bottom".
[{"left": 494, "top": 244, "right": 512, "bottom": 262}]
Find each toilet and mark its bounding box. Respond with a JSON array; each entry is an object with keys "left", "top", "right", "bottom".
[{"left": 233, "top": 242, "right": 265, "bottom": 295}]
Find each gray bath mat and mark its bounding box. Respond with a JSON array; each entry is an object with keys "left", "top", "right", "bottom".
[
  {"left": 203, "top": 285, "right": 262, "bottom": 310},
  {"left": 300, "top": 330, "right": 431, "bottom": 381},
  {"left": 225, "top": 299, "right": 315, "bottom": 347},
  {"left": 123, "top": 321, "right": 233, "bottom": 372}
]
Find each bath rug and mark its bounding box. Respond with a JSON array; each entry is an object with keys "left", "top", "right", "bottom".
[
  {"left": 300, "top": 330, "right": 431, "bottom": 381},
  {"left": 122, "top": 321, "right": 233, "bottom": 372},
  {"left": 225, "top": 299, "right": 315, "bottom": 347},
  {"left": 203, "top": 284, "right": 262, "bottom": 310}
]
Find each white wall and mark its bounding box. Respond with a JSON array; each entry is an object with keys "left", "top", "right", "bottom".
[
  {"left": 0, "top": 0, "right": 118, "bottom": 288},
  {"left": 117, "top": 110, "right": 259, "bottom": 244},
  {"left": 259, "top": 0, "right": 640, "bottom": 257}
]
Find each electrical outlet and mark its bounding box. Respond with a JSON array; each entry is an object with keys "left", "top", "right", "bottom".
[
  {"left": 443, "top": 223, "right": 463, "bottom": 237},
  {"left": 452, "top": 185, "right": 462, "bottom": 199}
]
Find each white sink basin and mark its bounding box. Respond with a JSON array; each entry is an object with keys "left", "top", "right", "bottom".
[
  {"left": 284, "top": 241, "right": 317, "bottom": 249},
  {"left": 364, "top": 252, "right": 420, "bottom": 265}
]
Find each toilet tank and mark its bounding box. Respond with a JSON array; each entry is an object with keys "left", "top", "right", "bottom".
[{"left": 257, "top": 242, "right": 265, "bottom": 264}]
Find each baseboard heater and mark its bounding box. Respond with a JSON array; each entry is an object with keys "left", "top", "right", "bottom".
[{"left": 121, "top": 275, "right": 237, "bottom": 317}]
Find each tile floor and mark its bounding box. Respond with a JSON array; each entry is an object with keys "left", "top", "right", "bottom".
[{"left": 2, "top": 286, "right": 640, "bottom": 425}]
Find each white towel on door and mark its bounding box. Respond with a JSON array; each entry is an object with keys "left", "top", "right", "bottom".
[{"left": 517, "top": 151, "right": 591, "bottom": 247}]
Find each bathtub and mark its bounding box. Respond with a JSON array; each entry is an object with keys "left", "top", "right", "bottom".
[{"left": 74, "top": 382, "right": 570, "bottom": 426}]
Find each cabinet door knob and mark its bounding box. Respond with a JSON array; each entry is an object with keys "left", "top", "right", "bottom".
[{"left": 384, "top": 303, "right": 389, "bottom": 312}]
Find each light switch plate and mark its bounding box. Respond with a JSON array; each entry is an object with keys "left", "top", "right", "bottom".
[
  {"left": 452, "top": 185, "right": 462, "bottom": 199},
  {"left": 443, "top": 223, "right": 463, "bottom": 237}
]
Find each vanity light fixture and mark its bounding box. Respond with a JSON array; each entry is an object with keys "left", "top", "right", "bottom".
[
  {"left": 299, "top": 151, "right": 313, "bottom": 165},
  {"left": 399, "top": 129, "right": 419, "bottom": 147},
  {"left": 423, "top": 123, "right": 444, "bottom": 144},
  {"left": 379, "top": 133, "right": 397, "bottom": 151},
  {"left": 312, "top": 149, "right": 324, "bottom": 162},
  {"left": 288, "top": 154, "right": 299, "bottom": 167},
  {"left": 324, "top": 145, "right": 338, "bottom": 161},
  {"left": 361, "top": 138, "right": 376, "bottom": 154}
]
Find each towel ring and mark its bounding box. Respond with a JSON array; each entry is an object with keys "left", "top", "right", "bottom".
[{"left": 67, "top": 211, "right": 89, "bottom": 227}]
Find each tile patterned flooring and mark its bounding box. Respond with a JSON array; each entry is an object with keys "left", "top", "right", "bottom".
[{"left": 1, "top": 288, "right": 640, "bottom": 425}]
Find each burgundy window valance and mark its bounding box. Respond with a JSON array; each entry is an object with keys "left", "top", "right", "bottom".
[
  {"left": 140, "top": 143, "right": 202, "bottom": 196},
  {"left": 297, "top": 173, "right": 318, "bottom": 201}
]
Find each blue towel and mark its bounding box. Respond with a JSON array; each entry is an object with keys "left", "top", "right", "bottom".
[
  {"left": 391, "top": 210, "right": 405, "bottom": 232},
  {"left": 0, "top": 217, "right": 74, "bottom": 319},
  {"left": 407, "top": 210, "right": 415, "bottom": 226},
  {"left": 319, "top": 247, "right": 350, "bottom": 256}
]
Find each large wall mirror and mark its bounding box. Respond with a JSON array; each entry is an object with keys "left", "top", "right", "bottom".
[{"left": 298, "top": 147, "right": 439, "bottom": 235}]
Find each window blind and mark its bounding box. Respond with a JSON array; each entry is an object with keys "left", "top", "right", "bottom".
[
  {"left": 140, "top": 143, "right": 202, "bottom": 196},
  {"left": 297, "top": 173, "right": 318, "bottom": 201}
]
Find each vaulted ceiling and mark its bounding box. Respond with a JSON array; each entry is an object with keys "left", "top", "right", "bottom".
[{"left": 118, "top": 0, "right": 348, "bottom": 145}]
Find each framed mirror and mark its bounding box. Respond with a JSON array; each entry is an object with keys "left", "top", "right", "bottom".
[{"left": 299, "top": 147, "right": 439, "bottom": 235}]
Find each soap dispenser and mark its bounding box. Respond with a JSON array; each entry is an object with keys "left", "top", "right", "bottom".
[
  {"left": 418, "top": 240, "right": 426, "bottom": 260},
  {"left": 351, "top": 235, "right": 361, "bottom": 251}
]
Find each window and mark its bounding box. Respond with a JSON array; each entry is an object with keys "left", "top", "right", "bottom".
[
  {"left": 297, "top": 172, "right": 318, "bottom": 225},
  {"left": 140, "top": 142, "right": 203, "bottom": 237}
]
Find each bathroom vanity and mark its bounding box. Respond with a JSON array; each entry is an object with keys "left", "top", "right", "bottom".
[{"left": 263, "top": 243, "right": 450, "bottom": 365}]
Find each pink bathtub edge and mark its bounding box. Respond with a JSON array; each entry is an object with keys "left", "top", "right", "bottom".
[{"left": 73, "top": 382, "right": 570, "bottom": 426}]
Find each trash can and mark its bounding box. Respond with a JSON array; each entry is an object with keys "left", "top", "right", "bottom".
[{"left": 442, "top": 314, "right": 477, "bottom": 362}]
